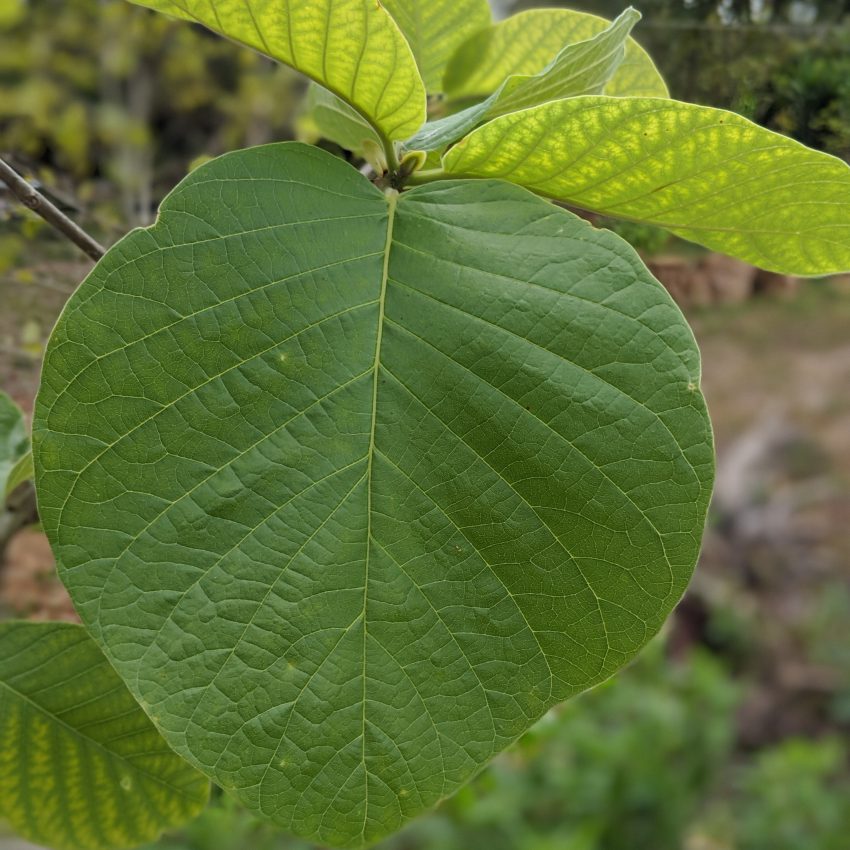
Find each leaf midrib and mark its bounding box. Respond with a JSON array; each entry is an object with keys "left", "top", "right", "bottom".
[{"left": 359, "top": 188, "right": 398, "bottom": 834}]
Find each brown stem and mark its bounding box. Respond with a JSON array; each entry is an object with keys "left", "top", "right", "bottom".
[{"left": 0, "top": 158, "right": 105, "bottom": 261}]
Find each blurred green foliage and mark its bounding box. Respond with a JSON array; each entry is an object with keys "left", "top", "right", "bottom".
[
  {"left": 735, "top": 738, "right": 850, "bottom": 850},
  {"left": 742, "top": 39, "right": 850, "bottom": 161},
  {"left": 0, "top": 0, "right": 301, "bottom": 231}
]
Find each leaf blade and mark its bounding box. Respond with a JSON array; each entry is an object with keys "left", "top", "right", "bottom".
[
  {"left": 128, "top": 0, "right": 426, "bottom": 141},
  {"left": 0, "top": 621, "right": 209, "bottom": 850},
  {"left": 443, "top": 96, "right": 850, "bottom": 275},
  {"left": 34, "top": 143, "right": 713, "bottom": 848}
]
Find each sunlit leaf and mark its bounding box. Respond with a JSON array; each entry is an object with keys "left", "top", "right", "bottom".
[
  {"left": 382, "top": 0, "right": 491, "bottom": 93},
  {"left": 443, "top": 96, "right": 850, "bottom": 275},
  {"left": 0, "top": 621, "right": 209, "bottom": 850},
  {"left": 443, "top": 7, "right": 667, "bottom": 102},
  {"left": 35, "top": 143, "right": 712, "bottom": 848},
  {"left": 127, "top": 0, "right": 426, "bottom": 141},
  {"left": 407, "top": 8, "right": 639, "bottom": 152}
]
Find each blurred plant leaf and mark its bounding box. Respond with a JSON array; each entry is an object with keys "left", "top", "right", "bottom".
[
  {"left": 0, "top": 620, "right": 209, "bottom": 850},
  {"left": 0, "top": 390, "right": 28, "bottom": 495},
  {"left": 4, "top": 449, "right": 33, "bottom": 498},
  {"left": 303, "top": 83, "right": 382, "bottom": 159},
  {"left": 381, "top": 0, "right": 491, "bottom": 93},
  {"left": 443, "top": 7, "right": 667, "bottom": 103}
]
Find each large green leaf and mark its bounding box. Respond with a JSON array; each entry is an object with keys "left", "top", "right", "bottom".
[
  {"left": 381, "top": 0, "right": 491, "bottom": 94},
  {"left": 406, "top": 8, "right": 639, "bottom": 152},
  {"left": 0, "top": 621, "right": 209, "bottom": 850},
  {"left": 34, "top": 143, "right": 713, "bottom": 848},
  {"left": 443, "top": 96, "right": 850, "bottom": 276},
  {"left": 0, "top": 390, "right": 28, "bottom": 495},
  {"left": 127, "top": 0, "right": 425, "bottom": 142},
  {"left": 443, "top": 8, "right": 667, "bottom": 102}
]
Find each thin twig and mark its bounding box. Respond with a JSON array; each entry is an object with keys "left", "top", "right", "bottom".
[
  {"left": 0, "top": 158, "right": 105, "bottom": 261},
  {"left": 0, "top": 159, "right": 105, "bottom": 562}
]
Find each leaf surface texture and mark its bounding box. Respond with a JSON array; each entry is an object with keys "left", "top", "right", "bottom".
[{"left": 444, "top": 97, "right": 850, "bottom": 275}]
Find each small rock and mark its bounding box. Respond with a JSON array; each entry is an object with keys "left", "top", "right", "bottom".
[
  {"left": 753, "top": 269, "right": 800, "bottom": 298},
  {"left": 698, "top": 253, "right": 756, "bottom": 304}
]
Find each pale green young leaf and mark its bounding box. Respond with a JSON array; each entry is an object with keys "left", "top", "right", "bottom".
[
  {"left": 4, "top": 450, "right": 33, "bottom": 498},
  {"left": 303, "top": 84, "right": 382, "bottom": 158},
  {"left": 381, "top": 0, "right": 491, "bottom": 93},
  {"left": 0, "top": 621, "right": 209, "bottom": 850},
  {"left": 34, "top": 143, "right": 713, "bottom": 848},
  {"left": 444, "top": 97, "right": 850, "bottom": 275},
  {"left": 126, "top": 0, "right": 426, "bottom": 142},
  {"left": 406, "top": 8, "right": 639, "bottom": 152},
  {"left": 0, "top": 390, "right": 28, "bottom": 495},
  {"left": 443, "top": 7, "right": 667, "bottom": 102}
]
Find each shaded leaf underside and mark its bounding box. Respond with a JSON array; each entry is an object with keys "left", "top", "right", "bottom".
[
  {"left": 34, "top": 143, "right": 713, "bottom": 847},
  {"left": 380, "top": 0, "right": 491, "bottom": 93}
]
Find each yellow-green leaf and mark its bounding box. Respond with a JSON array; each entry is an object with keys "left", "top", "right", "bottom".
[
  {"left": 0, "top": 621, "right": 209, "bottom": 850},
  {"left": 443, "top": 8, "right": 667, "bottom": 102},
  {"left": 443, "top": 96, "right": 850, "bottom": 275},
  {"left": 381, "top": 0, "right": 491, "bottom": 93},
  {"left": 406, "top": 8, "right": 639, "bottom": 152},
  {"left": 128, "top": 0, "right": 426, "bottom": 141}
]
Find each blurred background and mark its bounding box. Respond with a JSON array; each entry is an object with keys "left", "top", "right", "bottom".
[{"left": 1, "top": 0, "right": 849, "bottom": 848}]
